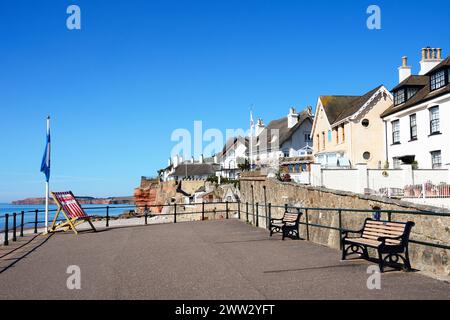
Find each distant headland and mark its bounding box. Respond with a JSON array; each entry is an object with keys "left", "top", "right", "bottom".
[{"left": 11, "top": 196, "right": 134, "bottom": 205}]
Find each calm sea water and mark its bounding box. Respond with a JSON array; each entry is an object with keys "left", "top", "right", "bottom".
[{"left": 0, "top": 203, "right": 135, "bottom": 230}]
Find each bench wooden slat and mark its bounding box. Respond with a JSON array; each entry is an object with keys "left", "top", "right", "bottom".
[
  {"left": 366, "top": 221, "right": 406, "bottom": 229},
  {"left": 363, "top": 229, "right": 404, "bottom": 237}
]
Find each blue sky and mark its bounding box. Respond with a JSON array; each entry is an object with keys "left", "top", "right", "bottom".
[{"left": 0, "top": 0, "right": 449, "bottom": 202}]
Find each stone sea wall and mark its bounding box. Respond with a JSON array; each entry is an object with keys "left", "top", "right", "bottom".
[{"left": 239, "top": 175, "right": 450, "bottom": 280}]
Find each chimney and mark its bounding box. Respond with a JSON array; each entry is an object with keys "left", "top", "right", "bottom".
[
  {"left": 398, "top": 56, "right": 412, "bottom": 83},
  {"left": 306, "top": 106, "right": 313, "bottom": 117},
  {"left": 419, "top": 47, "right": 444, "bottom": 75},
  {"left": 287, "top": 107, "right": 299, "bottom": 129},
  {"left": 191, "top": 156, "right": 195, "bottom": 164},
  {"left": 199, "top": 154, "right": 204, "bottom": 164},
  {"left": 255, "top": 119, "right": 265, "bottom": 136},
  {"left": 173, "top": 155, "right": 180, "bottom": 168},
  {"left": 213, "top": 155, "right": 218, "bottom": 164}
]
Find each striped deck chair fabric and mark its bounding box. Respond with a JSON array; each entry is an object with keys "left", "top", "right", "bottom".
[{"left": 49, "top": 191, "right": 97, "bottom": 234}]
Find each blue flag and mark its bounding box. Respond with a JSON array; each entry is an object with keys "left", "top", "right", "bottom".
[{"left": 40, "top": 119, "right": 51, "bottom": 182}]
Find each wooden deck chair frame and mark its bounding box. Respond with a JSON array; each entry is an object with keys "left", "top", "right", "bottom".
[{"left": 49, "top": 191, "right": 97, "bottom": 234}]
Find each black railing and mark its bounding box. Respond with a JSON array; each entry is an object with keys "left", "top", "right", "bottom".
[
  {"left": 239, "top": 202, "right": 450, "bottom": 251},
  {"left": 2, "top": 200, "right": 449, "bottom": 252},
  {"left": 0, "top": 201, "right": 238, "bottom": 246}
]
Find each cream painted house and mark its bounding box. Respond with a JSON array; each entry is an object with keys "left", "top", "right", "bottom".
[{"left": 311, "top": 85, "right": 393, "bottom": 168}]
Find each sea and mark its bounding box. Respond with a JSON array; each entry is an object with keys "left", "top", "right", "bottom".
[{"left": 0, "top": 203, "right": 135, "bottom": 230}]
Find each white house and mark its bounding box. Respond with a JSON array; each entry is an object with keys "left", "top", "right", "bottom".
[
  {"left": 382, "top": 48, "right": 450, "bottom": 169},
  {"left": 249, "top": 106, "right": 314, "bottom": 169},
  {"left": 217, "top": 136, "right": 249, "bottom": 179}
]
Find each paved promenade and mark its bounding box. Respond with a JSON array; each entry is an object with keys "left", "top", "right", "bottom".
[{"left": 0, "top": 220, "right": 449, "bottom": 300}]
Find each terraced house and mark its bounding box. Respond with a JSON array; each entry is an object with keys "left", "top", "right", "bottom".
[
  {"left": 311, "top": 85, "right": 393, "bottom": 169},
  {"left": 382, "top": 48, "right": 450, "bottom": 169}
]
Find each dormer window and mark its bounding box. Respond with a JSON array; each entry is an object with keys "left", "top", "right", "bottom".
[
  {"left": 430, "top": 69, "right": 446, "bottom": 91},
  {"left": 393, "top": 89, "right": 405, "bottom": 105},
  {"left": 406, "top": 87, "right": 418, "bottom": 99}
]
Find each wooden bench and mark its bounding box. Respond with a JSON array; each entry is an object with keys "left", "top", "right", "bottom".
[
  {"left": 269, "top": 209, "right": 302, "bottom": 240},
  {"left": 341, "top": 218, "right": 415, "bottom": 272}
]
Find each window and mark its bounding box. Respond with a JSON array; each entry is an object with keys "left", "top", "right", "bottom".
[
  {"left": 394, "top": 89, "right": 405, "bottom": 105},
  {"left": 362, "top": 119, "right": 370, "bottom": 127},
  {"left": 322, "top": 132, "right": 325, "bottom": 149},
  {"left": 295, "top": 164, "right": 300, "bottom": 173},
  {"left": 393, "top": 157, "right": 402, "bottom": 169},
  {"left": 316, "top": 134, "right": 320, "bottom": 150},
  {"left": 304, "top": 132, "right": 312, "bottom": 143},
  {"left": 430, "top": 70, "right": 446, "bottom": 91},
  {"left": 406, "top": 87, "right": 418, "bottom": 99},
  {"left": 341, "top": 124, "right": 345, "bottom": 142},
  {"left": 283, "top": 150, "right": 289, "bottom": 158},
  {"left": 363, "top": 152, "right": 371, "bottom": 160},
  {"left": 335, "top": 128, "right": 339, "bottom": 144},
  {"left": 392, "top": 120, "right": 400, "bottom": 144},
  {"left": 431, "top": 150, "right": 442, "bottom": 169},
  {"left": 328, "top": 130, "right": 332, "bottom": 142},
  {"left": 429, "top": 106, "right": 440, "bottom": 134},
  {"left": 409, "top": 114, "right": 417, "bottom": 140}
]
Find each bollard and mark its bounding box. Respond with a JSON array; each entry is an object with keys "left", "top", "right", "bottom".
[
  {"left": 20, "top": 211, "right": 24, "bottom": 237},
  {"left": 144, "top": 205, "right": 148, "bottom": 225},
  {"left": 34, "top": 210, "right": 38, "bottom": 234},
  {"left": 284, "top": 203, "right": 288, "bottom": 213},
  {"left": 4, "top": 214, "right": 9, "bottom": 246},
  {"left": 267, "top": 203, "right": 272, "bottom": 230},
  {"left": 106, "top": 206, "right": 110, "bottom": 228},
  {"left": 174, "top": 204, "right": 177, "bottom": 223},
  {"left": 13, "top": 212, "right": 17, "bottom": 242},
  {"left": 202, "top": 202, "right": 205, "bottom": 221},
  {"left": 256, "top": 203, "right": 259, "bottom": 227},
  {"left": 387, "top": 211, "right": 392, "bottom": 222}
]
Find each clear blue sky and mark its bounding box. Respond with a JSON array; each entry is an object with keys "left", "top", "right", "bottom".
[{"left": 1, "top": 0, "right": 449, "bottom": 202}]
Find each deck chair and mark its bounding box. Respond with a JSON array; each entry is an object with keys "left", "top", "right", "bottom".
[{"left": 48, "top": 191, "right": 97, "bottom": 234}]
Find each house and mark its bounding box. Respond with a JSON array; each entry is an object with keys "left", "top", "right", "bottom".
[
  {"left": 249, "top": 106, "right": 314, "bottom": 169},
  {"left": 217, "top": 136, "right": 249, "bottom": 179},
  {"left": 311, "top": 85, "right": 393, "bottom": 168},
  {"left": 381, "top": 48, "right": 449, "bottom": 169},
  {"left": 160, "top": 154, "right": 220, "bottom": 181}
]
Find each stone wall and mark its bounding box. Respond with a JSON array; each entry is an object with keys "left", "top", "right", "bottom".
[{"left": 239, "top": 175, "right": 450, "bottom": 280}]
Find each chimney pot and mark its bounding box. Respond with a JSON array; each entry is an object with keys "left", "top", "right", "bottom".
[
  {"left": 402, "top": 56, "right": 408, "bottom": 67},
  {"left": 421, "top": 48, "right": 426, "bottom": 60},
  {"left": 437, "top": 48, "right": 442, "bottom": 59}
]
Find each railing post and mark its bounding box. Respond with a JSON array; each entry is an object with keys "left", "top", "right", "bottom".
[
  {"left": 256, "top": 202, "right": 259, "bottom": 227},
  {"left": 202, "top": 202, "right": 205, "bottom": 221},
  {"left": 106, "top": 206, "right": 110, "bottom": 227},
  {"left": 34, "top": 210, "right": 38, "bottom": 234},
  {"left": 267, "top": 203, "right": 272, "bottom": 230},
  {"left": 174, "top": 203, "right": 177, "bottom": 223},
  {"left": 226, "top": 201, "right": 229, "bottom": 219},
  {"left": 237, "top": 201, "right": 241, "bottom": 220},
  {"left": 13, "top": 212, "right": 17, "bottom": 242},
  {"left": 4, "top": 214, "right": 9, "bottom": 246},
  {"left": 246, "top": 202, "right": 249, "bottom": 222},
  {"left": 144, "top": 205, "right": 148, "bottom": 225},
  {"left": 20, "top": 211, "right": 24, "bottom": 237},
  {"left": 338, "top": 209, "right": 343, "bottom": 249},
  {"left": 284, "top": 203, "right": 288, "bottom": 213},
  {"left": 305, "top": 209, "right": 310, "bottom": 241}
]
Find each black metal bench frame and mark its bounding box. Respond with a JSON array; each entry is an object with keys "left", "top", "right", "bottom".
[
  {"left": 269, "top": 209, "right": 302, "bottom": 240},
  {"left": 341, "top": 218, "right": 415, "bottom": 272}
]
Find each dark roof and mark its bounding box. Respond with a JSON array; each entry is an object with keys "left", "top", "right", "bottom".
[
  {"left": 219, "top": 136, "right": 249, "bottom": 158},
  {"left": 171, "top": 163, "right": 218, "bottom": 177},
  {"left": 257, "top": 110, "right": 313, "bottom": 150},
  {"left": 381, "top": 57, "right": 450, "bottom": 118},
  {"left": 320, "top": 85, "right": 383, "bottom": 125}
]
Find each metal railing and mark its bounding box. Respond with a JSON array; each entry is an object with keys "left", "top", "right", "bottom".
[
  {"left": 0, "top": 201, "right": 238, "bottom": 246},
  {"left": 238, "top": 202, "right": 450, "bottom": 251},
  {"left": 2, "top": 200, "right": 449, "bottom": 252}
]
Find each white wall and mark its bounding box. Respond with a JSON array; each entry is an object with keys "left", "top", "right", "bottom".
[{"left": 321, "top": 169, "right": 359, "bottom": 193}]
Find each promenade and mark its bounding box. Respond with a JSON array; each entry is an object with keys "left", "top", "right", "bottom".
[{"left": 0, "top": 220, "right": 449, "bottom": 300}]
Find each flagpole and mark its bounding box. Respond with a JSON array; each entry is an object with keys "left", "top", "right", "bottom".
[{"left": 45, "top": 116, "right": 50, "bottom": 231}]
